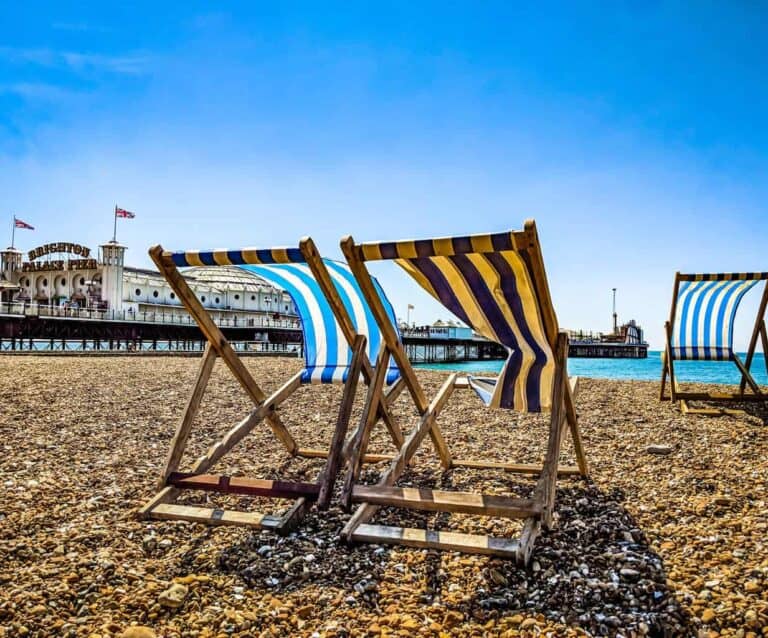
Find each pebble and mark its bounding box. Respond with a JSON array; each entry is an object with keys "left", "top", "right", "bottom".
[
  {"left": 121, "top": 628, "right": 157, "bottom": 638},
  {"left": 158, "top": 583, "right": 189, "bottom": 609},
  {"left": 645, "top": 444, "right": 674, "bottom": 455}
]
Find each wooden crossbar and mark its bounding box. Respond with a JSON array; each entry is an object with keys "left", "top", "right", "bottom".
[
  {"left": 167, "top": 473, "right": 321, "bottom": 499},
  {"left": 351, "top": 486, "right": 541, "bottom": 518},
  {"left": 351, "top": 524, "right": 520, "bottom": 558}
]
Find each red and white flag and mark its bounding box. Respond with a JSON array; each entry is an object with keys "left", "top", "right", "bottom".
[
  {"left": 115, "top": 206, "right": 135, "bottom": 219},
  {"left": 14, "top": 217, "right": 34, "bottom": 230}
]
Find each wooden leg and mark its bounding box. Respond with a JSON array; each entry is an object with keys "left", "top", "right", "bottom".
[
  {"left": 157, "top": 343, "right": 217, "bottom": 490},
  {"left": 733, "top": 354, "right": 763, "bottom": 397},
  {"left": 341, "top": 346, "right": 390, "bottom": 510},
  {"left": 534, "top": 332, "right": 568, "bottom": 529},
  {"left": 564, "top": 377, "right": 589, "bottom": 478},
  {"left": 317, "top": 335, "right": 367, "bottom": 509},
  {"left": 761, "top": 321, "right": 768, "bottom": 378}
]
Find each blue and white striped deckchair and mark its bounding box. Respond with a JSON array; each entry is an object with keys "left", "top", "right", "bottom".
[
  {"left": 168, "top": 247, "right": 401, "bottom": 386},
  {"left": 139, "top": 238, "right": 405, "bottom": 533},
  {"left": 338, "top": 220, "right": 589, "bottom": 565},
  {"left": 661, "top": 272, "right": 768, "bottom": 414}
]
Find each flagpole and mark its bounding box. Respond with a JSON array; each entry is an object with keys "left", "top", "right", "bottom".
[
  {"left": 11, "top": 216, "right": 15, "bottom": 249},
  {"left": 112, "top": 205, "right": 117, "bottom": 243}
]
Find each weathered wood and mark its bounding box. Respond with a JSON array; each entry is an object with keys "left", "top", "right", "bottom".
[
  {"left": 166, "top": 473, "right": 320, "bottom": 499},
  {"left": 318, "top": 334, "right": 366, "bottom": 509},
  {"left": 516, "top": 517, "right": 541, "bottom": 566},
  {"left": 149, "top": 503, "right": 282, "bottom": 529},
  {"left": 451, "top": 459, "right": 582, "bottom": 476},
  {"left": 564, "top": 376, "right": 589, "bottom": 478},
  {"left": 149, "top": 245, "right": 297, "bottom": 454},
  {"left": 157, "top": 343, "right": 217, "bottom": 490},
  {"left": 276, "top": 498, "right": 312, "bottom": 535},
  {"left": 351, "top": 486, "right": 541, "bottom": 518},
  {"left": 296, "top": 448, "right": 395, "bottom": 463},
  {"left": 341, "top": 345, "right": 390, "bottom": 510},
  {"left": 138, "top": 486, "right": 179, "bottom": 519},
  {"left": 535, "top": 332, "right": 569, "bottom": 529},
  {"left": 351, "top": 524, "right": 520, "bottom": 558}
]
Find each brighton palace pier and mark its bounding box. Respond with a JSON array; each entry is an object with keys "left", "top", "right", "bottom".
[{"left": 0, "top": 240, "right": 302, "bottom": 351}]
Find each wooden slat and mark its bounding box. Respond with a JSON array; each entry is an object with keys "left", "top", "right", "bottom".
[
  {"left": 517, "top": 517, "right": 541, "bottom": 566},
  {"left": 564, "top": 375, "right": 589, "bottom": 477},
  {"left": 351, "top": 486, "right": 540, "bottom": 518},
  {"left": 673, "top": 391, "right": 767, "bottom": 402},
  {"left": 740, "top": 282, "right": 768, "bottom": 394},
  {"left": 166, "top": 473, "right": 320, "bottom": 499},
  {"left": 297, "top": 448, "right": 394, "bottom": 463},
  {"left": 157, "top": 343, "right": 217, "bottom": 490},
  {"left": 451, "top": 459, "right": 582, "bottom": 476},
  {"left": 137, "top": 486, "right": 179, "bottom": 519},
  {"left": 351, "top": 524, "right": 520, "bottom": 558},
  {"left": 148, "top": 503, "right": 282, "bottom": 529}
]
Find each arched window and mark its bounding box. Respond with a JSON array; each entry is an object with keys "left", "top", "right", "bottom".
[
  {"left": 214, "top": 297, "right": 220, "bottom": 304},
  {"left": 153, "top": 290, "right": 159, "bottom": 298},
  {"left": 135, "top": 289, "right": 142, "bottom": 296},
  {"left": 170, "top": 292, "right": 175, "bottom": 300},
  {"left": 201, "top": 296, "right": 206, "bottom": 303},
  {"left": 79, "top": 277, "right": 85, "bottom": 286},
  {"left": 42, "top": 278, "right": 48, "bottom": 287}
]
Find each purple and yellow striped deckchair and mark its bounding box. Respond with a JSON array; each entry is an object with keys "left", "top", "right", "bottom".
[
  {"left": 139, "top": 237, "right": 407, "bottom": 533},
  {"left": 660, "top": 272, "right": 768, "bottom": 415},
  {"left": 338, "top": 220, "right": 589, "bottom": 565}
]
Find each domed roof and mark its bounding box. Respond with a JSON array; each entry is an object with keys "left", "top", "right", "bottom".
[{"left": 183, "top": 266, "right": 284, "bottom": 294}]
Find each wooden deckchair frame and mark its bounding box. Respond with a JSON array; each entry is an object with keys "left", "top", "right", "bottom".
[
  {"left": 660, "top": 272, "right": 768, "bottom": 416},
  {"left": 139, "top": 238, "right": 406, "bottom": 532},
  {"left": 337, "top": 220, "right": 589, "bottom": 564}
]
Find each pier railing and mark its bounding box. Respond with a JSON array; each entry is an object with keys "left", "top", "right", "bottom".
[{"left": 0, "top": 301, "right": 302, "bottom": 330}]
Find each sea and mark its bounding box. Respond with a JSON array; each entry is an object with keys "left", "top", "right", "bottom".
[{"left": 417, "top": 351, "right": 768, "bottom": 386}]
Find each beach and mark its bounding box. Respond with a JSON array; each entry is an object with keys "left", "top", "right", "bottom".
[{"left": 1, "top": 356, "right": 766, "bottom": 637}]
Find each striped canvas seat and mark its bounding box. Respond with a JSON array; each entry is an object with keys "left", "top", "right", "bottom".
[
  {"left": 671, "top": 273, "right": 768, "bottom": 361},
  {"left": 169, "top": 249, "right": 400, "bottom": 385},
  {"left": 378, "top": 233, "right": 555, "bottom": 411}
]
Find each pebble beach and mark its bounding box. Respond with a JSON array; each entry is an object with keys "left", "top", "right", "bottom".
[{"left": 1, "top": 356, "right": 766, "bottom": 638}]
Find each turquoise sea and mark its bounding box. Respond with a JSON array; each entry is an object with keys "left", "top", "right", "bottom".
[{"left": 417, "top": 351, "right": 768, "bottom": 386}]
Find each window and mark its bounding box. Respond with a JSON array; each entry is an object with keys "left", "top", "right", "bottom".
[
  {"left": 214, "top": 297, "right": 220, "bottom": 304},
  {"left": 170, "top": 292, "right": 175, "bottom": 299},
  {"left": 251, "top": 295, "right": 256, "bottom": 301},
  {"left": 201, "top": 296, "right": 206, "bottom": 302},
  {"left": 25, "top": 279, "right": 30, "bottom": 286},
  {"left": 135, "top": 289, "right": 142, "bottom": 296},
  {"left": 60, "top": 278, "right": 67, "bottom": 286},
  {"left": 153, "top": 290, "right": 159, "bottom": 298},
  {"left": 234, "top": 294, "right": 240, "bottom": 300},
  {"left": 79, "top": 277, "right": 85, "bottom": 286},
  {"left": 42, "top": 278, "right": 48, "bottom": 287}
]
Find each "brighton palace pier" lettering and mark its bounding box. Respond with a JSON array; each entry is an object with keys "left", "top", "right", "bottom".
[{"left": 22, "top": 243, "right": 97, "bottom": 272}]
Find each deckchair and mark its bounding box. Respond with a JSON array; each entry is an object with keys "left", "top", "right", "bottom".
[
  {"left": 139, "top": 238, "right": 406, "bottom": 533},
  {"left": 660, "top": 272, "right": 768, "bottom": 415},
  {"left": 338, "top": 220, "right": 589, "bottom": 565}
]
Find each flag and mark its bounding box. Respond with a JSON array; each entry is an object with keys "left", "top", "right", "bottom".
[
  {"left": 407, "top": 304, "right": 414, "bottom": 310},
  {"left": 14, "top": 217, "right": 34, "bottom": 230},
  {"left": 115, "top": 206, "right": 135, "bottom": 219}
]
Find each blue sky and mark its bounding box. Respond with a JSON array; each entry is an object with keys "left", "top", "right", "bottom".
[{"left": 1, "top": 2, "right": 767, "bottom": 349}]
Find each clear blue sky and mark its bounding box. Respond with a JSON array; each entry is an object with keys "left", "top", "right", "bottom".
[{"left": 2, "top": 2, "right": 767, "bottom": 349}]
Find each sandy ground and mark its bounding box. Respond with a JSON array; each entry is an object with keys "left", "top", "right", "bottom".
[{"left": 0, "top": 356, "right": 766, "bottom": 638}]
